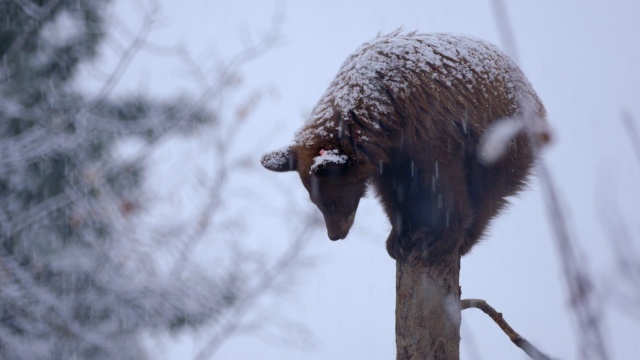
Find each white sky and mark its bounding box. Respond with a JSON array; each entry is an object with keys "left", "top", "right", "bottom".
[{"left": 83, "top": 0, "right": 640, "bottom": 359}]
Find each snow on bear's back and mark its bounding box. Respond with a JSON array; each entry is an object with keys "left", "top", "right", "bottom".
[{"left": 295, "top": 31, "right": 541, "bottom": 148}]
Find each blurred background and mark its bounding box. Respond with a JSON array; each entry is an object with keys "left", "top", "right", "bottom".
[{"left": 1, "top": 0, "right": 639, "bottom": 359}]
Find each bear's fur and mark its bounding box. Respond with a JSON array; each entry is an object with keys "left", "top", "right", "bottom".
[{"left": 261, "top": 31, "right": 547, "bottom": 261}]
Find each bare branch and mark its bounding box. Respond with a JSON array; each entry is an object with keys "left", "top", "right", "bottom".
[
  {"left": 193, "top": 213, "right": 316, "bottom": 360},
  {"left": 461, "top": 299, "right": 554, "bottom": 360},
  {"left": 490, "top": 3, "right": 609, "bottom": 359},
  {"left": 83, "top": 2, "right": 159, "bottom": 109},
  {"left": 622, "top": 110, "right": 640, "bottom": 166},
  {"left": 490, "top": 0, "right": 520, "bottom": 65},
  {"left": 596, "top": 155, "right": 640, "bottom": 321},
  {"left": 169, "top": 3, "right": 286, "bottom": 278},
  {"left": 14, "top": 0, "right": 44, "bottom": 18},
  {"left": 537, "top": 161, "right": 610, "bottom": 360}
]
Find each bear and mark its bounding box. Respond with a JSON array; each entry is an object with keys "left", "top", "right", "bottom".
[{"left": 261, "top": 31, "right": 547, "bottom": 261}]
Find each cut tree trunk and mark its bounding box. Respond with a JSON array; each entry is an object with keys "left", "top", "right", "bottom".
[{"left": 396, "top": 247, "right": 461, "bottom": 360}]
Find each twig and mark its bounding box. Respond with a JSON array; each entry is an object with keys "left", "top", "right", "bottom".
[
  {"left": 595, "top": 140, "right": 640, "bottom": 321},
  {"left": 14, "top": 0, "right": 44, "bottom": 18},
  {"left": 169, "top": 2, "right": 286, "bottom": 278},
  {"left": 490, "top": 0, "right": 520, "bottom": 65},
  {"left": 83, "top": 1, "right": 158, "bottom": 110},
  {"left": 621, "top": 110, "right": 640, "bottom": 166},
  {"left": 461, "top": 299, "right": 554, "bottom": 360},
  {"left": 193, "top": 212, "right": 316, "bottom": 360},
  {"left": 537, "top": 161, "right": 609, "bottom": 360}
]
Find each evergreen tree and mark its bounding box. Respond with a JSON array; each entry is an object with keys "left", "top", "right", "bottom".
[{"left": 0, "top": 1, "right": 222, "bottom": 358}]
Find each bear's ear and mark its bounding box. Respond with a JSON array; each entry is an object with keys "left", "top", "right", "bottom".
[{"left": 261, "top": 146, "right": 297, "bottom": 172}]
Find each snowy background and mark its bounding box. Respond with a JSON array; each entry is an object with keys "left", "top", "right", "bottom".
[{"left": 79, "top": 0, "right": 640, "bottom": 359}]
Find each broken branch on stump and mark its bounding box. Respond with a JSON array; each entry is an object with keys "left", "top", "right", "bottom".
[{"left": 461, "top": 298, "right": 554, "bottom": 360}]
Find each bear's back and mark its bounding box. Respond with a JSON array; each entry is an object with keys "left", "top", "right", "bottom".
[{"left": 295, "top": 31, "right": 545, "bottom": 151}]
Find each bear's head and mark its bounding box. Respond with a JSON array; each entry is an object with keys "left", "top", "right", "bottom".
[{"left": 261, "top": 145, "right": 372, "bottom": 241}]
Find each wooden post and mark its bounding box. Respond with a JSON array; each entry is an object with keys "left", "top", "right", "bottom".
[{"left": 396, "top": 248, "right": 461, "bottom": 360}]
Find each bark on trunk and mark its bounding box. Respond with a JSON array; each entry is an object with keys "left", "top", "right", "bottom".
[{"left": 396, "top": 248, "right": 461, "bottom": 360}]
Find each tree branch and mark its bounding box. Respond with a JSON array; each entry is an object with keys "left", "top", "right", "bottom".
[
  {"left": 193, "top": 212, "right": 316, "bottom": 360},
  {"left": 83, "top": 1, "right": 159, "bottom": 110},
  {"left": 622, "top": 111, "right": 640, "bottom": 167},
  {"left": 1, "top": 0, "right": 64, "bottom": 66},
  {"left": 168, "top": 2, "right": 285, "bottom": 278},
  {"left": 490, "top": 2, "right": 609, "bottom": 359},
  {"left": 461, "top": 299, "right": 554, "bottom": 360}
]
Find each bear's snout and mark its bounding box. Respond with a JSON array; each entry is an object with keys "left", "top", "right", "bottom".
[{"left": 325, "top": 212, "right": 356, "bottom": 241}]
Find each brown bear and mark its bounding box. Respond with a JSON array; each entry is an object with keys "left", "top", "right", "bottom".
[{"left": 261, "top": 31, "right": 547, "bottom": 261}]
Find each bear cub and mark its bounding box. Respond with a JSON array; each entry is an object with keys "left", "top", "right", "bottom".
[{"left": 261, "top": 31, "right": 547, "bottom": 261}]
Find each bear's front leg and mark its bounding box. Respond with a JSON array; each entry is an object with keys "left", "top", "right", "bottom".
[
  {"left": 385, "top": 228, "right": 416, "bottom": 260},
  {"left": 412, "top": 228, "right": 465, "bottom": 260},
  {"left": 386, "top": 227, "right": 465, "bottom": 261},
  {"left": 378, "top": 152, "right": 474, "bottom": 261}
]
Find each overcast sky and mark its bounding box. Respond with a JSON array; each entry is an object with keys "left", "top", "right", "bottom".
[{"left": 84, "top": 0, "right": 640, "bottom": 359}]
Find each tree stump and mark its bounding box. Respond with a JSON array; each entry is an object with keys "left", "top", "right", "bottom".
[{"left": 396, "top": 248, "right": 461, "bottom": 360}]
